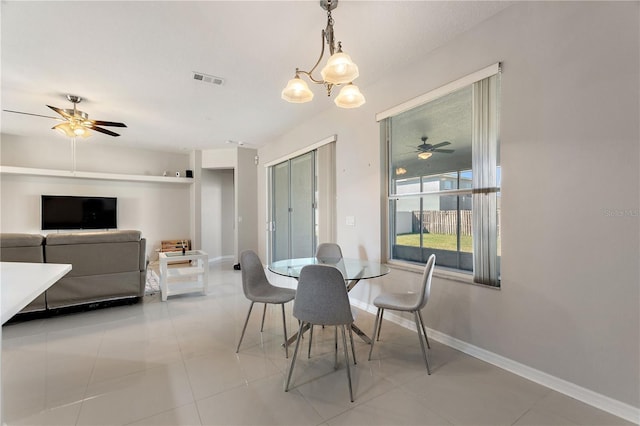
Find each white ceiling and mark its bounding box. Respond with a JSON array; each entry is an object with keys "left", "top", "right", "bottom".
[{"left": 1, "top": 1, "right": 512, "bottom": 153}]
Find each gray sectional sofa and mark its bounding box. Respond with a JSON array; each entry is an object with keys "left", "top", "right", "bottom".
[{"left": 0, "top": 230, "right": 146, "bottom": 316}]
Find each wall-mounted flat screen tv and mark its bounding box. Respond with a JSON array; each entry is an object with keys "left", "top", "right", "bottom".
[{"left": 41, "top": 195, "right": 117, "bottom": 230}]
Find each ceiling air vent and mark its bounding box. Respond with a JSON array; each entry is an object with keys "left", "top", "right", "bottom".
[{"left": 192, "top": 72, "right": 225, "bottom": 86}]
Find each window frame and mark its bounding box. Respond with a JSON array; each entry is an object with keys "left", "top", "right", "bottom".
[{"left": 378, "top": 63, "right": 501, "bottom": 287}]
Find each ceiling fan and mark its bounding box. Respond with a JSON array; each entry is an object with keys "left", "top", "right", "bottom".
[
  {"left": 3, "top": 95, "right": 127, "bottom": 138},
  {"left": 415, "top": 136, "right": 454, "bottom": 159}
]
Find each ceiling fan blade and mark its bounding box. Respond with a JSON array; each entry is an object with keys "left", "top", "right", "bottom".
[
  {"left": 91, "top": 120, "right": 127, "bottom": 128},
  {"left": 47, "top": 105, "right": 73, "bottom": 119},
  {"left": 3, "top": 109, "right": 63, "bottom": 120},
  {"left": 431, "top": 141, "right": 451, "bottom": 149},
  {"left": 433, "top": 149, "right": 455, "bottom": 153},
  {"left": 89, "top": 125, "right": 120, "bottom": 137}
]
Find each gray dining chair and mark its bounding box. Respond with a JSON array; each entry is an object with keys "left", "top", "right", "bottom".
[
  {"left": 316, "top": 242, "right": 343, "bottom": 262},
  {"left": 236, "top": 250, "right": 296, "bottom": 358},
  {"left": 308, "top": 242, "right": 356, "bottom": 362},
  {"left": 312, "top": 242, "right": 344, "bottom": 343},
  {"left": 368, "top": 254, "right": 436, "bottom": 374},
  {"left": 285, "top": 264, "right": 356, "bottom": 402}
]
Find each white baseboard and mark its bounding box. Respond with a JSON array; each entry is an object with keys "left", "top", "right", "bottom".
[
  {"left": 350, "top": 299, "right": 639, "bottom": 424},
  {"left": 208, "top": 255, "right": 234, "bottom": 264}
]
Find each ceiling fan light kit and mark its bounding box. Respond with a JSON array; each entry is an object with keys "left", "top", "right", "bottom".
[
  {"left": 54, "top": 121, "right": 91, "bottom": 138},
  {"left": 4, "top": 94, "right": 127, "bottom": 138},
  {"left": 281, "top": 0, "right": 365, "bottom": 109},
  {"left": 415, "top": 136, "right": 454, "bottom": 160}
]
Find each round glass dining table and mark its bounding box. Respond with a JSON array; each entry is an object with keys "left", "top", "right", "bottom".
[
  {"left": 268, "top": 257, "right": 390, "bottom": 344},
  {"left": 269, "top": 257, "right": 389, "bottom": 289}
]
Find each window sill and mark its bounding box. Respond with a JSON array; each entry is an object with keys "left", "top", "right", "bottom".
[{"left": 386, "top": 260, "right": 500, "bottom": 290}]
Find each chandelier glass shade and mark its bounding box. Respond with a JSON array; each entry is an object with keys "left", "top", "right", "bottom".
[
  {"left": 281, "top": 76, "right": 314, "bottom": 103},
  {"left": 418, "top": 152, "right": 433, "bottom": 160},
  {"left": 334, "top": 83, "right": 365, "bottom": 108},
  {"left": 321, "top": 51, "right": 359, "bottom": 85},
  {"left": 282, "top": 0, "right": 365, "bottom": 108}
]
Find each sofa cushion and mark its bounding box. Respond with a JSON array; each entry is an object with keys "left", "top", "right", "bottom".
[
  {"left": 45, "top": 241, "right": 141, "bottom": 276},
  {"left": 45, "top": 230, "right": 141, "bottom": 245},
  {"left": 0, "top": 233, "right": 44, "bottom": 248}
]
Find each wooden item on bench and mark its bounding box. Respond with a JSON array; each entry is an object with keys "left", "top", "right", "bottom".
[{"left": 161, "top": 239, "right": 191, "bottom": 264}]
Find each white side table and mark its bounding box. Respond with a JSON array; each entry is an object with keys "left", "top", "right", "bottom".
[{"left": 158, "top": 250, "right": 209, "bottom": 301}]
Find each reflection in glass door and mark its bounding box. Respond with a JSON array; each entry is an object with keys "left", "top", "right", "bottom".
[
  {"left": 271, "top": 151, "right": 316, "bottom": 262},
  {"left": 272, "top": 161, "right": 290, "bottom": 262}
]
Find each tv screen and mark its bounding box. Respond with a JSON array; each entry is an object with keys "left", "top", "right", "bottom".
[{"left": 41, "top": 195, "right": 117, "bottom": 230}]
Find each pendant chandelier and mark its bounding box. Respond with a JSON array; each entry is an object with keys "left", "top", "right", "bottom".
[{"left": 281, "top": 0, "right": 365, "bottom": 109}]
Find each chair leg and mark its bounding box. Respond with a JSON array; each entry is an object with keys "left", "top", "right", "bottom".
[
  {"left": 348, "top": 327, "right": 357, "bottom": 365},
  {"left": 368, "top": 307, "right": 381, "bottom": 361},
  {"left": 376, "top": 308, "right": 385, "bottom": 341},
  {"left": 236, "top": 302, "right": 255, "bottom": 353},
  {"left": 260, "top": 304, "right": 267, "bottom": 332},
  {"left": 417, "top": 310, "right": 430, "bottom": 349},
  {"left": 334, "top": 326, "right": 339, "bottom": 369},
  {"left": 285, "top": 321, "right": 305, "bottom": 392},
  {"left": 281, "top": 303, "right": 289, "bottom": 358},
  {"left": 307, "top": 325, "right": 313, "bottom": 358},
  {"left": 341, "top": 325, "right": 354, "bottom": 402},
  {"left": 413, "top": 311, "right": 431, "bottom": 374}
]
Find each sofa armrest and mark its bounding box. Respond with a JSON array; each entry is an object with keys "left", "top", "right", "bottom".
[
  {"left": 0, "top": 233, "right": 44, "bottom": 248},
  {"left": 0, "top": 233, "right": 45, "bottom": 263}
]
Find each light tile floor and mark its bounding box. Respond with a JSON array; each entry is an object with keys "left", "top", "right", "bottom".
[{"left": 2, "top": 260, "right": 634, "bottom": 426}]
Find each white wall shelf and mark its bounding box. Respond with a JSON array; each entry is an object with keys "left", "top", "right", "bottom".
[{"left": 0, "top": 166, "right": 193, "bottom": 184}]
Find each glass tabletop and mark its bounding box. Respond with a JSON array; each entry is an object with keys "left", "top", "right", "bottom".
[
  {"left": 161, "top": 250, "right": 206, "bottom": 258},
  {"left": 268, "top": 257, "right": 390, "bottom": 280}
]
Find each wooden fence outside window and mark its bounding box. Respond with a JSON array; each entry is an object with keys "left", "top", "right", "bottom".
[{"left": 412, "top": 210, "right": 501, "bottom": 237}]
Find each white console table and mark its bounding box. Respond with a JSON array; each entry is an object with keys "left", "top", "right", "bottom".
[
  {"left": 159, "top": 250, "right": 209, "bottom": 301},
  {"left": 1, "top": 262, "right": 71, "bottom": 324}
]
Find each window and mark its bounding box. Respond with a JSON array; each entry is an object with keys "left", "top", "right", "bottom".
[{"left": 380, "top": 64, "right": 501, "bottom": 286}]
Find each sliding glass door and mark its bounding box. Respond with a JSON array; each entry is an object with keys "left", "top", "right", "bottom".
[{"left": 270, "top": 151, "right": 316, "bottom": 262}]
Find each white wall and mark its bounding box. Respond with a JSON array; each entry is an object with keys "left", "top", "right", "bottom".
[
  {"left": 201, "top": 146, "right": 257, "bottom": 263},
  {"left": 201, "top": 168, "right": 234, "bottom": 260},
  {"left": 1, "top": 134, "right": 191, "bottom": 177},
  {"left": 235, "top": 147, "right": 258, "bottom": 260},
  {"left": 0, "top": 137, "right": 192, "bottom": 261},
  {"left": 258, "top": 1, "right": 639, "bottom": 414}
]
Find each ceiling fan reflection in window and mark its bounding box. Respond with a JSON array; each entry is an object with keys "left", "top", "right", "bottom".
[
  {"left": 414, "top": 136, "right": 454, "bottom": 159},
  {"left": 3, "top": 95, "right": 127, "bottom": 138}
]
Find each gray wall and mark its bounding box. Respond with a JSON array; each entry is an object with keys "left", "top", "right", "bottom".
[{"left": 258, "top": 1, "right": 639, "bottom": 411}]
